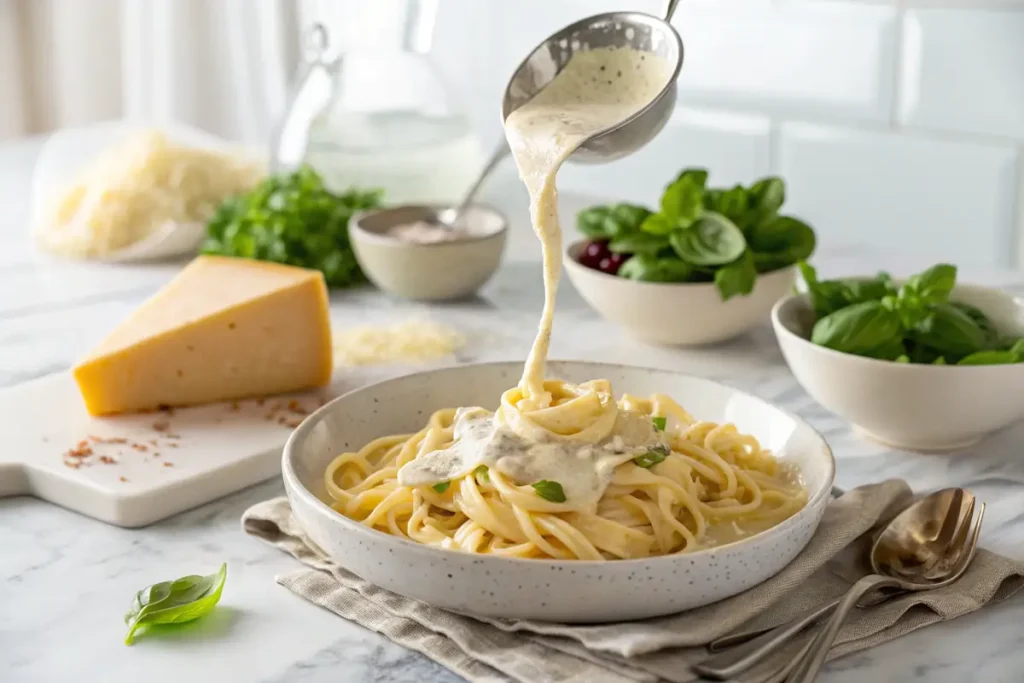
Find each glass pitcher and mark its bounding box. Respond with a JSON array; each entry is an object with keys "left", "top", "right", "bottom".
[{"left": 285, "top": 0, "right": 483, "bottom": 205}]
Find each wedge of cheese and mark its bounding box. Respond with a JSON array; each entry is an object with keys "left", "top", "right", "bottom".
[{"left": 73, "top": 256, "right": 332, "bottom": 415}]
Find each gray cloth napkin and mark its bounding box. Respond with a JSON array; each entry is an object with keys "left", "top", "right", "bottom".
[{"left": 242, "top": 481, "right": 1024, "bottom": 683}]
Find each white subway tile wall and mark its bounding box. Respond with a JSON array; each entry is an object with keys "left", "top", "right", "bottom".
[{"left": 314, "top": 0, "right": 1024, "bottom": 267}]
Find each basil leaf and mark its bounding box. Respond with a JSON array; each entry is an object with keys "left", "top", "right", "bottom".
[
  {"left": 957, "top": 350, "right": 1020, "bottom": 366},
  {"left": 913, "top": 303, "right": 987, "bottom": 358},
  {"left": 933, "top": 356, "right": 947, "bottom": 365},
  {"left": 660, "top": 175, "right": 704, "bottom": 227},
  {"left": 811, "top": 300, "right": 903, "bottom": 355},
  {"left": 670, "top": 213, "right": 747, "bottom": 266},
  {"left": 715, "top": 185, "right": 749, "bottom": 224},
  {"left": 949, "top": 302, "right": 1000, "bottom": 346},
  {"left": 748, "top": 216, "right": 816, "bottom": 272},
  {"left": 798, "top": 261, "right": 852, "bottom": 317},
  {"left": 618, "top": 255, "right": 693, "bottom": 283},
  {"left": 576, "top": 206, "right": 612, "bottom": 237},
  {"left": 609, "top": 204, "right": 652, "bottom": 231},
  {"left": 1009, "top": 339, "right": 1024, "bottom": 360},
  {"left": 640, "top": 213, "right": 676, "bottom": 236},
  {"left": 652, "top": 416, "right": 667, "bottom": 431},
  {"left": 903, "top": 264, "right": 957, "bottom": 306},
  {"left": 531, "top": 480, "right": 566, "bottom": 503},
  {"left": 634, "top": 445, "right": 669, "bottom": 468},
  {"left": 894, "top": 354, "right": 910, "bottom": 363},
  {"left": 672, "top": 168, "right": 709, "bottom": 191},
  {"left": 474, "top": 465, "right": 490, "bottom": 483},
  {"left": 714, "top": 250, "right": 757, "bottom": 301},
  {"left": 608, "top": 232, "right": 669, "bottom": 256},
  {"left": 748, "top": 176, "right": 785, "bottom": 222},
  {"left": 432, "top": 481, "right": 451, "bottom": 493},
  {"left": 124, "top": 564, "right": 227, "bottom": 645}
]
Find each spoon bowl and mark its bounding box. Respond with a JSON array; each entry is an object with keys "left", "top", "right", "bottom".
[{"left": 501, "top": 10, "right": 683, "bottom": 164}]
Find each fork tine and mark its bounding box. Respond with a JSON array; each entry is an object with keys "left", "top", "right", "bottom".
[{"left": 951, "top": 503, "right": 985, "bottom": 579}]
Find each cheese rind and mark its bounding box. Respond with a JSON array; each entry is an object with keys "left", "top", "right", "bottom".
[{"left": 73, "top": 256, "right": 332, "bottom": 415}]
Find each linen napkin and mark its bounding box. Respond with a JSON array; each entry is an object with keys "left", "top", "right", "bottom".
[{"left": 242, "top": 481, "right": 1024, "bottom": 683}]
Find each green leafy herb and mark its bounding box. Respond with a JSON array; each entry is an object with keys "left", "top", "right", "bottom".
[
  {"left": 670, "top": 213, "right": 747, "bottom": 266},
  {"left": 634, "top": 445, "right": 669, "bottom": 469},
  {"left": 797, "top": 261, "right": 1021, "bottom": 366},
  {"left": 608, "top": 231, "right": 669, "bottom": 256},
  {"left": 618, "top": 255, "right": 693, "bottom": 283},
  {"left": 714, "top": 250, "right": 758, "bottom": 301},
  {"left": 575, "top": 169, "right": 817, "bottom": 299},
  {"left": 474, "top": 465, "right": 490, "bottom": 484},
  {"left": 432, "top": 481, "right": 451, "bottom": 494},
  {"left": 124, "top": 564, "right": 227, "bottom": 645},
  {"left": 532, "top": 480, "right": 566, "bottom": 503},
  {"left": 913, "top": 303, "right": 987, "bottom": 359},
  {"left": 957, "top": 350, "right": 1019, "bottom": 366},
  {"left": 201, "top": 166, "right": 382, "bottom": 288},
  {"left": 811, "top": 300, "right": 903, "bottom": 356},
  {"left": 652, "top": 416, "right": 667, "bottom": 431}
]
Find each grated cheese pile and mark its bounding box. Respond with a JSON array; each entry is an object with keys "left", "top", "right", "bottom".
[
  {"left": 332, "top": 320, "right": 466, "bottom": 366},
  {"left": 35, "top": 130, "right": 264, "bottom": 259}
]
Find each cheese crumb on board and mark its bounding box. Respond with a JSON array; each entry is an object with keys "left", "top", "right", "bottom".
[
  {"left": 35, "top": 130, "right": 264, "bottom": 259},
  {"left": 332, "top": 320, "right": 466, "bottom": 366}
]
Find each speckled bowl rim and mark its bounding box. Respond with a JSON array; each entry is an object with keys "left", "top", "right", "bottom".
[
  {"left": 564, "top": 240, "right": 798, "bottom": 289},
  {"left": 351, "top": 203, "right": 509, "bottom": 248},
  {"left": 282, "top": 360, "right": 836, "bottom": 568},
  {"left": 772, "top": 283, "right": 1024, "bottom": 372}
]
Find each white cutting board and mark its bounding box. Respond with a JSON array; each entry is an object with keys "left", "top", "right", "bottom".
[{"left": 0, "top": 370, "right": 398, "bottom": 527}]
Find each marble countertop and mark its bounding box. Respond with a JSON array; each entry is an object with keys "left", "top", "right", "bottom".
[{"left": 3, "top": 137, "right": 1024, "bottom": 683}]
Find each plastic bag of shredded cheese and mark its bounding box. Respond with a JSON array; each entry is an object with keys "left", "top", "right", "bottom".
[{"left": 32, "top": 121, "right": 265, "bottom": 262}]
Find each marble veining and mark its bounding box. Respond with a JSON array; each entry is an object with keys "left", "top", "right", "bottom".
[{"left": 3, "top": 138, "right": 1024, "bottom": 683}]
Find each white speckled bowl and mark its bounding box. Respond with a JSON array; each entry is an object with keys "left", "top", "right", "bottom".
[
  {"left": 773, "top": 283, "right": 1024, "bottom": 451},
  {"left": 564, "top": 241, "right": 798, "bottom": 346},
  {"left": 283, "top": 361, "right": 835, "bottom": 623}
]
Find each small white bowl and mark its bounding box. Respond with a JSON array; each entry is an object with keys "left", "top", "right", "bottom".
[
  {"left": 283, "top": 360, "right": 834, "bottom": 623},
  {"left": 564, "top": 240, "right": 797, "bottom": 346},
  {"left": 772, "top": 283, "right": 1024, "bottom": 452},
  {"left": 351, "top": 205, "right": 507, "bottom": 301}
]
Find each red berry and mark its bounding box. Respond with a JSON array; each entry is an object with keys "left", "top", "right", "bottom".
[
  {"left": 577, "top": 240, "right": 610, "bottom": 269},
  {"left": 600, "top": 252, "right": 627, "bottom": 274}
]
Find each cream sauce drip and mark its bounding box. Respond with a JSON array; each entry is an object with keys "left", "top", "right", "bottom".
[
  {"left": 397, "top": 47, "right": 673, "bottom": 506},
  {"left": 503, "top": 47, "right": 674, "bottom": 407}
]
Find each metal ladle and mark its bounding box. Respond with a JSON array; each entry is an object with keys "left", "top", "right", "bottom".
[{"left": 439, "top": 0, "right": 685, "bottom": 229}]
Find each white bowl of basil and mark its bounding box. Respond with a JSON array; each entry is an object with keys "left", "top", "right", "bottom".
[
  {"left": 773, "top": 262, "right": 1024, "bottom": 451},
  {"left": 564, "top": 170, "right": 814, "bottom": 346}
]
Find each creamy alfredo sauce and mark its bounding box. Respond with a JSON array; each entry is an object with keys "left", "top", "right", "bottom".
[{"left": 397, "top": 47, "right": 674, "bottom": 506}]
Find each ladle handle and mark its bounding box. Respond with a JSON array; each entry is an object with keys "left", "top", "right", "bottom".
[
  {"left": 787, "top": 574, "right": 901, "bottom": 683},
  {"left": 664, "top": 0, "right": 682, "bottom": 21}
]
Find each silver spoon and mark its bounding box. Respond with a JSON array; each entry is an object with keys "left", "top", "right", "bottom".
[
  {"left": 693, "top": 488, "right": 977, "bottom": 680},
  {"left": 787, "top": 491, "right": 984, "bottom": 683},
  {"left": 500, "top": 0, "right": 684, "bottom": 164}
]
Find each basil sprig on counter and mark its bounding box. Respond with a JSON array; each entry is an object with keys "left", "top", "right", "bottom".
[
  {"left": 532, "top": 480, "right": 567, "bottom": 503},
  {"left": 800, "top": 261, "right": 1024, "bottom": 366},
  {"left": 576, "top": 169, "right": 816, "bottom": 300},
  {"left": 124, "top": 563, "right": 227, "bottom": 645}
]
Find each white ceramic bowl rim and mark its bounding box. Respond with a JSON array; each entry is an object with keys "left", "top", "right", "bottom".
[
  {"left": 772, "top": 285, "right": 1024, "bottom": 372},
  {"left": 564, "top": 239, "right": 798, "bottom": 288},
  {"left": 351, "top": 204, "right": 509, "bottom": 248},
  {"left": 282, "top": 360, "right": 836, "bottom": 568}
]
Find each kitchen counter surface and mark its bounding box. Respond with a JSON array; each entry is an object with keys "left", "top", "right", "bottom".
[{"left": 3, "top": 136, "right": 1024, "bottom": 683}]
